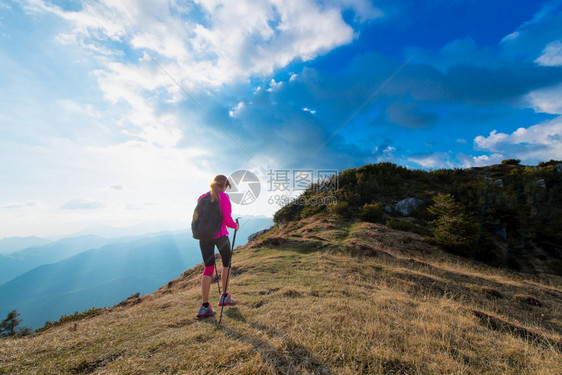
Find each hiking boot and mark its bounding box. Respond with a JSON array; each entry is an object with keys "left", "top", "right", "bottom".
[
  {"left": 218, "top": 293, "right": 236, "bottom": 306},
  {"left": 196, "top": 304, "right": 215, "bottom": 318}
]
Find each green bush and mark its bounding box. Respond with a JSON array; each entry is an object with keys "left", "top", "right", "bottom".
[
  {"left": 385, "top": 219, "right": 429, "bottom": 236},
  {"left": 359, "top": 202, "right": 384, "bottom": 223},
  {"left": 36, "top": 307, "right": 103, "bottom": 333},
  {"left": 273, "top": 201, "right": 303, "bottom": 225},
  {"left": 328, "top": 201, "right": 352, "bottom": 217},
  {"left": 299, "top": 203, "right": 326, "bottom": 219},
  {"left": 501, "top": 159, "right": 521, "bottom": 165},
  {"left": 428, "top": 193, "right": 479, "bottom": 255},
  {"left": 1, "top": 310, "right": 31, "bottom": 338}
]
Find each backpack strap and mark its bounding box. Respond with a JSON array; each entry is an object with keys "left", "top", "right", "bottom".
[{"left": 218, "top": 192, "right": 224, "bottom": 236}]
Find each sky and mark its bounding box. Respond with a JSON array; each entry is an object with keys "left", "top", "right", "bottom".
[{"left": 1, "top": 0, "right": 562, "bottom": 238}]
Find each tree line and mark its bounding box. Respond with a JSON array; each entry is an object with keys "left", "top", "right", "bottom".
[{"left": 274, "top": 160, "right": 562, "bottom": 274}]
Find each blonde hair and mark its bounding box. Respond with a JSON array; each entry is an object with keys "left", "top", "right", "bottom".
[{"left": 210, "top": 175, "right": 231, "bottom": 202}]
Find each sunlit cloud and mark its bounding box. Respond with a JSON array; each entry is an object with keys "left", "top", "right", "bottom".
[
  {"left": 457, "top": 153, "right": 505, "bottom": 168},
  {"left": 407, "top": 153, "right": 454, "bottom": 169},
  {"left": 2, "top": 0, "right": 562, "bottom": 238},
  {"left": 526, "top": 82, "right": 562, "bottom": 115},
  {"left": 474, "top": 117, "right": 562, "bottom": 162},
  {"left": 536, "top": 40, "right": 562, "bottom": 66}
]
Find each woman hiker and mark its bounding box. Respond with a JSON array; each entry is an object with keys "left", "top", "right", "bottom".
[{"left": 196, "top": 175, "right": 239, "bottom": 318}]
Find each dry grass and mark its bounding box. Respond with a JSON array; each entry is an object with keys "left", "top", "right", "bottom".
[{"left": 1, "top": 215, "right": 561, "bottom": 374}]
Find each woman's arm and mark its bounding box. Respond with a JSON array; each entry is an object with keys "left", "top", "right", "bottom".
[{"left": 220, "top": 192, "right": 237, "bottom": 229}]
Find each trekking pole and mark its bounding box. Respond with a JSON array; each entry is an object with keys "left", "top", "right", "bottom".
[
  {"left": 214, "top": 264, "right": 221, "bottom": 296},
  {"left": 219, "top": 218, "right": 239, "bottom": 324}
]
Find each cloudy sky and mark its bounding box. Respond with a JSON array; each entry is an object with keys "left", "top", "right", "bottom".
[{"left": 1, "top": 0, "right": 561, "bottom": 238}]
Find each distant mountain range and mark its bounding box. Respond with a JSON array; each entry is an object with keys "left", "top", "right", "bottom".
[
  {"left": 0, "top": 236, "right": 51, "bottom": 255},
  {"left": 0, "top": 235, "right": 131, "bottom": 285},
  {"left": 0, "top": 216, "right": 273, "bottom": 329}
]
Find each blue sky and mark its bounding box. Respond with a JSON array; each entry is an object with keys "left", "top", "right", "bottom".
[{"left": 1, "top": 0, "right": 562, "bottom": 237}]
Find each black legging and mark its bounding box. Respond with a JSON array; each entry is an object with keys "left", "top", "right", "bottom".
[{"left": 200, "top": 236, "right": 231, "bottom": 268}]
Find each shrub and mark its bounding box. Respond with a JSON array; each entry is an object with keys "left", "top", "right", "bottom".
[
  {"left": 36, "top": 307, "right": 103, "bottom": 333},
  {"left": 385, "top": 219, "right": 429, "bottom": 236},
  {"left": 428, "top": 193, "right": 478, "bottom": 255},
  {"left": 501, "top": 159, "right": 521, "bottom": 165},
  {"left": 359, "top": 202, "right": 384, "bottom": 223},
  {"left": 328, "top": 201, "right": 352, "bottom": 217},
  {"left": 299, "top": 203, "right": 325, "bottom": 219},
  {"left": 273, "top": 201, "right": 303, "bottom": 225},
  {"left": 1, "top": 310, "right": 31, "bottom": 338}
]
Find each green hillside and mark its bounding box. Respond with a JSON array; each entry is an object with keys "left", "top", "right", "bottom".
[
  {"left": 275, "top": 160, "right": 562, "bottom": 275},
  {"left": 1, "top": 215, "right": 560, "bottom": 374}
]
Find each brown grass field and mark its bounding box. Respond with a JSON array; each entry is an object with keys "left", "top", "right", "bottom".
[{"left": 1, "top": 215, "right": 561, "bottom": 374}]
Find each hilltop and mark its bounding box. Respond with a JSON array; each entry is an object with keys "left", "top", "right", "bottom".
[
  {"left": 275, "top": 160, "right": 562, "bottom": 275},
  {"left": 1, "top": 214, "right": 560, "bottom": 374}
]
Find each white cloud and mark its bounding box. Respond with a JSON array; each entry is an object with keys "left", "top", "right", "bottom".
[
  {"left": 334, "top": 0, "right": 383, "bottom": 21},
  {"left": 19, "top": 0, "right": 377, "bottom": 159},
  {"left": 474, "top": 117, "right": 562, "bottom": 162},
  {"left": 23, "top": 0, "right": 376, "bottom": 91},
  {"left": 57, "top": 99, "right": 102, "bottom": 119},
  {"left": 5, "top": 0, "right": 381, "bottom": 236},
  {"left": 474, "top": 130, "right": 509, "bottom": 151},
  {"left": 536, "top": 40, "right": 562, "bottom": 66},
  {"left": 501, "top": 31, "right": 519, "bottom": 42},
  {"left": 526, "top": 82, "right": 562, "bottom": 115},
  {"left": 302, "top": 107, "right": 316, "bottom": 114},
  {"left": 499, "top": 2, "right": 562, "bottom": 62},
  {"left": 229, "top": 101, "right": 245, "bottom": 118},
  {"left": 60, "top": 198, "right": 106, "bottom": 210},
  {"left": 457, "top": 153, "right": 504, "bottom": 168},
  {"left": 407, "top": 152, "right": 454, "bottom": 169},
  {"left": 267, "top": 79, "right": 284, "bottom": 92},
  {"left": 0, "top": 200, "right": 46, "bottom": 210},
  {"left": 411, "top": 151, "right": 505, "bottom": 169}
]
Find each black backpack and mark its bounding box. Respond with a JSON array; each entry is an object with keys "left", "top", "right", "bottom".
[{"left": 191, "top": 193, "right": 222, "bottom": 239}]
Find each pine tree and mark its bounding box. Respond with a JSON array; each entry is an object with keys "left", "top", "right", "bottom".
[
  {"left": 428, "top": 193, "right": 478, "bottom": 255},
  {"left": 1, "top": 310, "right": 31, "bottom": 338}
]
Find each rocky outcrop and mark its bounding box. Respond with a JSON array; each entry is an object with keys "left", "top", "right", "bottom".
[
  {"left": 248, "top": 229, "right": 269, "bottom": 242},
  {"left": 394, "top": 198, "right": 428, "bottom": 216}
]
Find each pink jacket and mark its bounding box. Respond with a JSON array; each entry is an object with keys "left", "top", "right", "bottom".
[{"left": 198, "top": 191, "right": 237, "bottom": 238}]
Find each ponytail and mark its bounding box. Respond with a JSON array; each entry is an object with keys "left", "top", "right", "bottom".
[{"left": 210, "top": 175, "right": 231, "bottom": 202}]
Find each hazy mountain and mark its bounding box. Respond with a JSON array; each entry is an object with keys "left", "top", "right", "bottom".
[
  {"left": 0, "top": 235, "right": 121, "bottom": 285},
  {"left": 0, "top": 233, "right": 202, "bottom": 329},
  {"left": 0, "top": 236, "right": 51, "bottom": 255},
  {"left": 0, "top": 216, "right": 273, "bottom": 329},
  {"left": 69, "top": 221, "right": 186, "bottom": 239}
]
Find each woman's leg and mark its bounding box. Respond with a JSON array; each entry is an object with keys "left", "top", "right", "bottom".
[
  {"left": 199, "top": 238, "right": 216, "bottom": 304},
  {"left": 201, "top": 274, "right": 212, "bottom": 303},
  {"left": 221, "top": 266, "right": 231, "bottom": 294},
  {"left": 216, "top": 236, "right": 232, "bottom": 294}
]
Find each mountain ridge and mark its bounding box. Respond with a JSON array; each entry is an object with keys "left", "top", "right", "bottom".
[
  {"left": 0, "top": 236, "right": 51, "bottom": 255},
  {"left": 1, "top": 214, "right": 560, "bottom": 374}
]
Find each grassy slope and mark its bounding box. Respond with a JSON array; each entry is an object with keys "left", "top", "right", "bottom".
[{"left": 1, "top": 215, "right": 561, "bottom": 374}]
